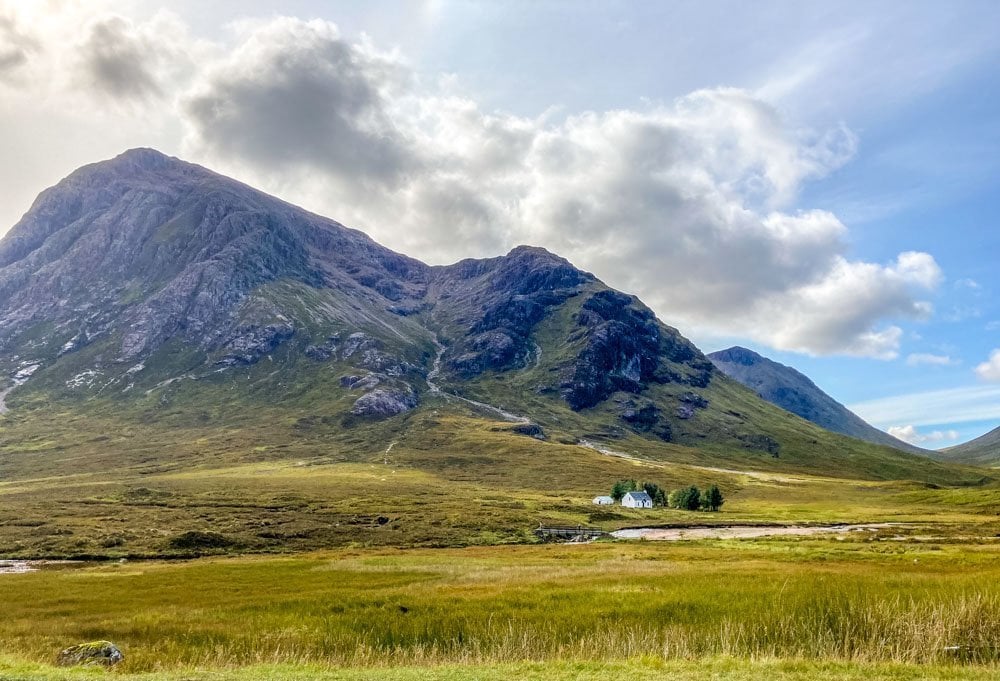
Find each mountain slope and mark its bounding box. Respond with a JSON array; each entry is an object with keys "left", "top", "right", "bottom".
[
  {"left": 707, "top": 347, "right": 925, "bottom": 455},
  {"left": 938, "top": 426, "right": 1000, "bottom": 466},
  {"left": 0, "top": 150, "right": 978, "bottom": 489}
]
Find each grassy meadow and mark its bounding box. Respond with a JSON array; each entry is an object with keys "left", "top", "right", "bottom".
[
  {"left": 1, "top": 398, "right": 997, "bottom": 559},
  {"left": 4, "top": 542, "right": 1000, "bottom": 678},
  {"left": 4, "top": 365, "right": 1000, "bottom": 678}
]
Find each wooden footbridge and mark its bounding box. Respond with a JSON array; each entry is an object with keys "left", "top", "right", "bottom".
[{"left": 534, "top": 524, "right": 607, "bottom": 541}]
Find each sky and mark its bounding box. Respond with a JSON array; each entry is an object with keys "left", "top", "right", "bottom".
[{"left": 1, "top": 1, "right": 999, "bottom": 448}]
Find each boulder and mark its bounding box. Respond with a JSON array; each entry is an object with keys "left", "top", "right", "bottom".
[
  {"left": 510, "top": 423, "right": 547, "bottom": 440},
  {"left": 56, "top": 641, "right": 124, "bottom": 667},
  {"left": 350, "top": 388, "right": 417, "bottom": 418}
]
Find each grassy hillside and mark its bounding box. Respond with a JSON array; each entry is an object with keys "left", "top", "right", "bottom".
[
  {"left": 1, "top": 387, "right": 996, "bottom": 559},
  {"left": 936, "top": 426, "right": 1000, "bottom": 467}
]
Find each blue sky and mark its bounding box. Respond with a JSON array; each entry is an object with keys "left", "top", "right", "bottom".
[{"left": 1, "top": 1, "right": 998, "bottom": 448}]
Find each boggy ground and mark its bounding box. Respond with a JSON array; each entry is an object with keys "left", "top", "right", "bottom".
[
  {"left": 1, "top": 404, "right": 998, "bottom": 559},
  {"left": 4, "top": 540, "right": 1000, "bottom": 679}
]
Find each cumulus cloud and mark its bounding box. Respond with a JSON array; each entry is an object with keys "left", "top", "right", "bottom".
[
  {"left": 5, "top": 12, "right": 941, "bottom": 360},
  {"left": 906, "top": 353, "right": 957, "bottom": 366},
  {"left": 77, "top": 15, "right": 164, "bottom": 100},
  {"left": 0, "top": 12, "right": 38, "bottom": 82},
  {"left": 976, "top": 349, "right": 1000, "bottom": 382},
  {"left": 887, "top": 424, "right": 959, "bottom": 445},
  {"left": 183, "top": 19, "right": 417, "bottom": 193},
  {"left": 174, "top": 17, "right": 943, "bottom": 359}
]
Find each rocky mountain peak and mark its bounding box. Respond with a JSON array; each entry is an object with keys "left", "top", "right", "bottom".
[
  {"left": 0, "top": 149, "right": 911, "bottom": 468},
  {"left": 709, "top": 346, "right": 764, "bottom": 367}
]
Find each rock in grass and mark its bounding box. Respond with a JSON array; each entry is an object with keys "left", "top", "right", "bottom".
[{"left": 56, "top": 640, "right": 124, "bottom": 667}]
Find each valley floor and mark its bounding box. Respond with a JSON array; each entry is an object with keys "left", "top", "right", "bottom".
[
  {"left": 3, "top": 405, "right": 1000, "bottom": 679},
  {"left": 4, "top": 541, "right": 1000, "bottom": 678}
]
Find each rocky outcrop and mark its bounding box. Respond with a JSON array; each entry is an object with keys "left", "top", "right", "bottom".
[
  {"left": 350, "top": 388, "right": 417, "bottom": 418},
  {"left": 216, "top": 322, "right": 295, "bottom": 366},
  {"left": 562, "top": 291, "right": 664, "bottom": 409},
  {"left": 305, "top": 334, "right": 340, "bottom": 361},
  {"left": 444, "top": 249, "right": 587, "bottom": 378},
  {"left": 56, "top": 641, "right": 124, "bottom": 667}
]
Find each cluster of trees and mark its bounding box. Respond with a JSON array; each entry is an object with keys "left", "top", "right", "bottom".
[
  {"left": 610, "top": 479, "right": 724, "bottom": 512},
  {"left": 667, "top": 485, "right": 724, "bottom": 512}
]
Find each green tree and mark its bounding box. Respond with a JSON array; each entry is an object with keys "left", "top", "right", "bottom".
[
  {"left": 704, "top": 485, "right": 724, "bottom": 512},
  {"left": 642, "top": 482, "right": 667, "bottom": 507},
  {"left": 668, "top": 486, "right": 701, "bottom": 511},
  {"left": 610, "top": 479, "right": 637, "bottom": 501}
]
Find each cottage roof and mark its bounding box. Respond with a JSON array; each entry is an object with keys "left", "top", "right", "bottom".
[{"left": 624, "top": 491, "right": 652, "bottom": 501}]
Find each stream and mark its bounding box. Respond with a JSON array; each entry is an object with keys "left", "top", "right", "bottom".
[
  {"left": 612, "top": 523, "right": 898, "bottom": 541},
  {"left": 0, "top": 560, "right": 37, "bottom": 574},
  {"left": 426, "top": 335, "right": 530, "bottom": 424}
]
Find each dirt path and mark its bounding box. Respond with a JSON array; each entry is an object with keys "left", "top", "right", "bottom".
[
  {"left": 426, "top": 335, "right": 530, "bottom": 424},
  {"left": 578, "top": 440, "right": 808, "bottom": 483},
  {"left": 613, "top": 523, "right": 898, "bottom": 541}
]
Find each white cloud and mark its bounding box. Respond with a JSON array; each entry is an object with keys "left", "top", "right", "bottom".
[
  {"left": 955, "top": 278, "right": 981, "bottom": 290},
  {"left": 887, "top": 424, "right": 960, "bottom": 445},
  {"left": 851, "top": 384, "right": 1000, "bottom": 429},
  {"left": 170, "top": 17, "right": 942, "bottom": 359},
  {"left": 0, "top": 11, "right": 947, "bottom": 360},
  {"left": 976, "top": 349, "right": 1000, "bottom": 382},
  {"left": 906, "top": 353, "right": 957, "bottom": 367}
]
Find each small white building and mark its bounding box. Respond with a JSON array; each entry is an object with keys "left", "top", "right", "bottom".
[
  {"left": 592, "top": 495, "right": 615, "bottom": 505},
  {"left": 622, "top": 491, "right": 653, "bottom": 508}
]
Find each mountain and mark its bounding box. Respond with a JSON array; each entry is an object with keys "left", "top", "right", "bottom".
[
  {"left": 0, "top": 149, "right": 976, "bottom": 486},
  {"left": 937, "top": 426, "right": 1000, "bottom": 466},
  {"left": 707, "top": 346, "right": 924, "bottom": 455},
  {"left": 0, "top": 148, "right": 986, "bottom": 558}
]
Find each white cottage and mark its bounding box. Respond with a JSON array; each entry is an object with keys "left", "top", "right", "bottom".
[
  {"left": 622, "top": 491, "right": 653, "bottom": 508},
  {"left": 592, "top": 495, "right": 615, "bottom": 505}
]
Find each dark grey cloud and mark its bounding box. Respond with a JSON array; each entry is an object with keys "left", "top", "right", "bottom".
[
  {"left": 78, "top": 16, "right": 162, "bottom": 100},
  {"left": 0, "top": 14, "right": 37, "bottom": 82},
  {"left": 182, "top": 19, "right": 416, "bottom": 190}
]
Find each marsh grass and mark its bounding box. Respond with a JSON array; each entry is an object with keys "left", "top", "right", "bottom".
[{"left": 3, "top": 544, "right": 1000, "bottom": 673}]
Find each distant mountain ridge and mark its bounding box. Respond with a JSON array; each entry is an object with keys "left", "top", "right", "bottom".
[
  {"left": 708, "top": 346, "right": 925, "bottom": 455},
  {"left": 937, "top": 426, "right": 1000, "bottom": 466}
]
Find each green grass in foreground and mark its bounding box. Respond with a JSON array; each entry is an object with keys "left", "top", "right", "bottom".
[
  {"left": 5, "top": 542, "right": 1000, "bottom": 675},
  {"left": 1, "top": 658, "right": 997, "bottom": 681}
]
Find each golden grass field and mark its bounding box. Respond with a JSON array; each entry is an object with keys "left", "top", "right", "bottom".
[
  {"left": 5, "top": 539, "right": 1000, "bottom": 679},
  {"left": 4, "top": 395, "right": 1000, "bottom": 679}
]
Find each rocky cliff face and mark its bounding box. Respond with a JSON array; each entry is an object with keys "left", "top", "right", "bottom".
[
  {"left": 0, "top": 149, "right": 915, "bottom": 463},
  {"left": 708, "top": 346, "right": 923, "bottom": 455}
]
